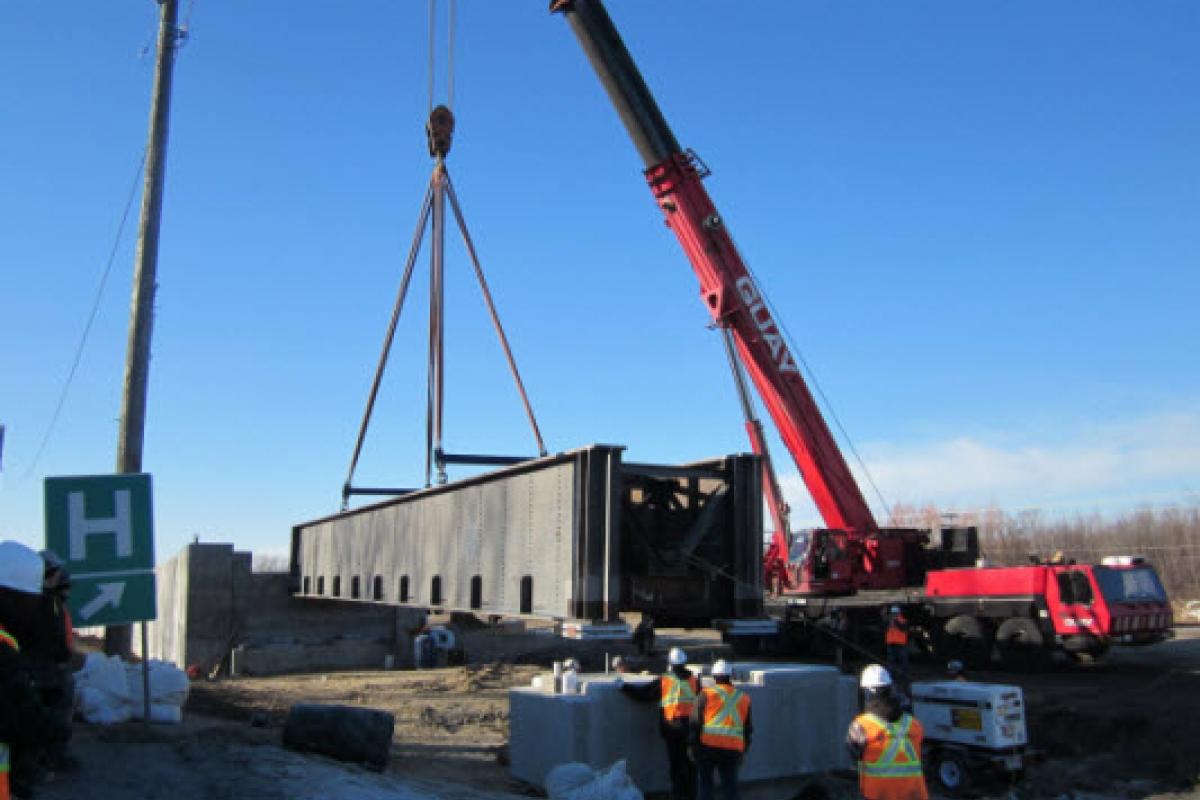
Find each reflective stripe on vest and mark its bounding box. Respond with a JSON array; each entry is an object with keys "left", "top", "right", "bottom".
[
  {"left": 0, "top": 627, "right": 17, "bottom": 653},
  {"left": 1, "top": 742, "right": 9, "bottom": 800},
  {"left": 660, "top": 673, "right": 698, "bottom": 721},
  {"left": 700, "top": 684, "right": 749, "bottom": 752},
  {"left": 860, "top": 714, "right": 923, "bottom": 779}
]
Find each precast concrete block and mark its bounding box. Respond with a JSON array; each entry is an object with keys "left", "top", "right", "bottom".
[{"left": 509, "top": 665, "right": 858, "bottom": 792}]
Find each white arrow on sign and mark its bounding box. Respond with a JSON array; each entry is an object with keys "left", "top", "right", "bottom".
[{"left": 80, "top": 582, "right": 126, "bottom": 621}]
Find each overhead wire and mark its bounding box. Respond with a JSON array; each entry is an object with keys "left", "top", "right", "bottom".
[{"left": 23, "top": 149, "right": 149, "bottom": 479}]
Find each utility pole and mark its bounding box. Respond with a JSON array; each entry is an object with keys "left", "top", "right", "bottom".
[{"left": 107, "top": 0, "right": 181, "bottom": 657}]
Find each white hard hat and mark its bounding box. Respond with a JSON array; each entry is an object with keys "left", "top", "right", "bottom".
[
  {"left": 0, "top": 541, "right": 46, "bottom": 595},
  {"left": 860, "top": 664, "right": 893, "bottom": 690},
  {"left": 711, "top": 659, "right": 732, "bottom": 677},
  {"left": 668, "top": 647, "right": 687, "bottom": 666},
  {"left": 890, "top": 606, "right": 901, "bottom": 614}
]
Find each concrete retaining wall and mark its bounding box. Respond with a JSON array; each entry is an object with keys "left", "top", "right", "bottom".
[
  {"left": 509, "top": 664, "right": 857, "bottom": 792},
  {"left": 137, "top": 543, "right": 423, "bottom": 675}
]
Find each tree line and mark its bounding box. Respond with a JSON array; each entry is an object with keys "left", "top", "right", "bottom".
[{"left": 889, "top": 502, "right": 1200, "bottom": 602}]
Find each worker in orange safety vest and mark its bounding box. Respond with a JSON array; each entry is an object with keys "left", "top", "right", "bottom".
[
  {"left": 689, "top": 660, "right": 752, "bottom": 800},
  {"left": 618, "top": 647, "right": 699, "bottom": 800},
  {"left": 884, "top": 606, "right": 909, "bottom": 680},
  {"left": 0, "top": 541, "right": 69, "bottom": 800},
  {"left": 846, "top": 664, "right": 928, "bottom": 800}
]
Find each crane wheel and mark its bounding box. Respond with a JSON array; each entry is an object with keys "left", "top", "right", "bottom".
[
  {"left": 938, "top": 615, "right": 992, "bottom": 669},
  {"left": 995, "top": 617, "right": 1049, "bottom": 672}
]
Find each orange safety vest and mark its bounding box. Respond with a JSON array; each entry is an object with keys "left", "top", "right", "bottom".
[
  {"left": 855, "top": 712, "right": 928, "bottom": 800},
  {"left": 699, "top": 683, "right": 750, "bottom": 753},
  {"left": 886, "top": 616, "right": 908, "bottom": 647},
  {"left": 0, "top": 625, "right": 18, "bottom": 800},
  {"left": 660, "top": 673, "right": 699, "bottom": 722}
]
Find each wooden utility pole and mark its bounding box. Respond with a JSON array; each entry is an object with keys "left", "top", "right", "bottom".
[{"left": 107, "top": 0, "right": 180, "bottom": 657}]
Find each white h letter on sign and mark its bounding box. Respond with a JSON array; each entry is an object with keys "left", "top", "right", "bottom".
[{"left": 68, "top": 490, "right": 133, "bottom": 561}]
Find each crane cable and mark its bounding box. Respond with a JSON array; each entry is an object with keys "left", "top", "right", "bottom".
[
  {"left": 728, "top": 225, "right": 894, "bottom": 523},
  {"left": 427, "top": 0, "right": 456, "bottom": 113}
]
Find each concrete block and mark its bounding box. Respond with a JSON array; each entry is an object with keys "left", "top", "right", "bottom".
[{"left": 509, "top": 664, "right": 858, "bottom": 792}]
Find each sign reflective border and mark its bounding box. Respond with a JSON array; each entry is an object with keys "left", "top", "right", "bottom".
[{"left": 44, "top": 474, "right": 157, "bottom": 627}]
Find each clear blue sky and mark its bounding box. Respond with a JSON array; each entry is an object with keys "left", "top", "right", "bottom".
[{"left": 2, "top": 1, "right": 1197, "bottom": 561}]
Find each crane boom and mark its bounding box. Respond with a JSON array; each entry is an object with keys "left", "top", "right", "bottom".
[{"left": 552, "top": 0, "right": 878, "bottom": 535}]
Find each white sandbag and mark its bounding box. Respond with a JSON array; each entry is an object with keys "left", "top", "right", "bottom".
[
  {"left": 545, "top": 762, "right": 597, "bottom": 800},
  {"left": 595, "top": 760, "right": 642, "bottom": 800},
  {"left": 75, "top": 653, "right": 133, "bottom": 725},
  {"left": 547, "top": 760, "right": 642, "bottom": 800},
  {"left": 124, "top": 660, "right": 189, "bottom": 707}
]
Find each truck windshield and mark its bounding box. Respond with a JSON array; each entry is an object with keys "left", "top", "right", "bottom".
[{"left": 1093, "top": 567, "right": 1168, "bottom": 603}]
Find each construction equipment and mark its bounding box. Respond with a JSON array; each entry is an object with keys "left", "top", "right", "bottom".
[
  {"left": 911, "top": 680, "right": 1028, "bottom": 795},
  {"left": 552, "top": 0, "right": 1174, "bottom": 667}
]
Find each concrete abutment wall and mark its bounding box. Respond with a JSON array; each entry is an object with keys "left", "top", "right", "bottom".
[{"left": 137, "top": 543, "right": 424, "bottom": 676}]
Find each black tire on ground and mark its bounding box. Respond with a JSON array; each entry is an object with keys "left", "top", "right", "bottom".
[
  {"left": 282, "top": 703, "right": 396, "bottom": 771},
  {"left": 995, "top": 617, "right": 1050, "bottom": 672},
  {"left": 939, "top": 615, "right": 992, "bottom": 669},
  {"left": 932, "top": 749, "right": 972, "bottom": 796}
]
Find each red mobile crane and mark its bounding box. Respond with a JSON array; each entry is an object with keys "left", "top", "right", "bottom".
[{"left": 553, "top": 0, "right": 1174, "bottom": 669}]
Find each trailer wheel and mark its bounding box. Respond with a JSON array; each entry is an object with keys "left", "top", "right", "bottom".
[
  {"left": 933, "top": 750, "right": 972, "bottom": 796},
  {"left": 939, "top": 615, "right": 992, "bottom": 669},
  {"left": 996, "top": 618, "right": 1049, "bottom": 672}
]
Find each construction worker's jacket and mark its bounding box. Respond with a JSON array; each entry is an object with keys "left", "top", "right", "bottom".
[
  {"left": 660, "top": 672, "right": 699, "bottom": 724},
  {"left": 690, "top": 682, "right": 752, "bottom": 759},
  {"left": 848, "top": 711, "right": 928, "bottom": 800},
  {"left": 0, "top": 622, "right": 65, "bottom": 800},
  {"left": 886, "top": 615, "right": 909, "bottom": 647},
  {"left": 0, "top": 625, "right": 20, "bottom": 800},
  {"left": 620, "top": 667, "right": 697, "bottom": 738}
]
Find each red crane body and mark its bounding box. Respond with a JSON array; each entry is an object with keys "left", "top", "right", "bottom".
[
  {"left": 553, "top": 0, "right": 1175, "bottom": 665},
  {"left": 552, "top": 0, "right": 909, "bottom": 595}
]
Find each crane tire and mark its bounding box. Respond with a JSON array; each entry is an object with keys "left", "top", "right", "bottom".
[
  {"left": 939, "top": 615, "right": 992, "bottom": 669},
  {"left": 996, "top": 617, "right": 1049, "bottom": 672}
]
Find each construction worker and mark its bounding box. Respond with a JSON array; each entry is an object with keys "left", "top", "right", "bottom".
[
  {"left": 0, "top": 541, "right": 70, "bottom": 800},
  {"left": 22, "top": 551, "right": 78, "bottom": 772},
  {"left": 846, "top": 664, "right": 928, "bottom": 800},
  {"left": 619, "top": 647, "right": 698, "bottom": 800},
  {"left": 884, "top": 606, "right": 909, "bottom": 680},
  {"left": 690, "top": 660, "right": 751, "bottom": 800}
]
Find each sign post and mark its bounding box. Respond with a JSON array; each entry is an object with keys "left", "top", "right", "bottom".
[{"left": 45, "top": 473, "right": 157, "bottom": 720}]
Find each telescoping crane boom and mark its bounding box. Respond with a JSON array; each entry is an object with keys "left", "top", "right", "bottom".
[
  {"left": 550, "top": 0, "right": 923, "bottom": 596},
  {"left": 551, "top": 1, "right": 1176, "bottom": 670}
]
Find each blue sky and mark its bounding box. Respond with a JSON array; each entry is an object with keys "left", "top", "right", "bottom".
[{"left": 2, "top": 1, "right": 1197, "bottom": 561}]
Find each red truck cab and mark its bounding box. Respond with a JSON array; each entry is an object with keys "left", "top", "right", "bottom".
[{"left": 925, "top": 556, "right": 1173, "bottom": 662}]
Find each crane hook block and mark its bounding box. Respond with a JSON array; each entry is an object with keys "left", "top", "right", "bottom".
[{"left": 426, "top": 105, "right": 455, "bottom": 159}]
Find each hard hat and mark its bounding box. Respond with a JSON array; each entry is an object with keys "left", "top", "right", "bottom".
[
  {"left": 860, "top": 664, "right": 893, "bottom": 690},
  {"left": 0, "top": 541, "right": 47, "bottom": 595},
  {"left": 946, "top": 659, "right": 964, "bottom": 675},
  {"left": 890, "top": 606, "right": 901, "bottom": 614},
  {"left": 711, "top": 659, "right": 732, "bottom": 677},
  {"left": 668, "top": 647, "right": 687, "bottom": 666}
]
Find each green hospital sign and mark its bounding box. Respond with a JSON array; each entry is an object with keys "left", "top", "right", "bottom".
[{"left": 44, "top": 474, "right": 157, "bottom": 627}]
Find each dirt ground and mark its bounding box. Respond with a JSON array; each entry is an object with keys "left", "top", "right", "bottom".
[{"left": 30, "top": 625, "right": 1200, "bottom": 800}]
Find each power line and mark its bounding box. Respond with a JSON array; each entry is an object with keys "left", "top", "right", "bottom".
[{"left": 23, "top": 150, "right": 147, "bottom": 479}]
